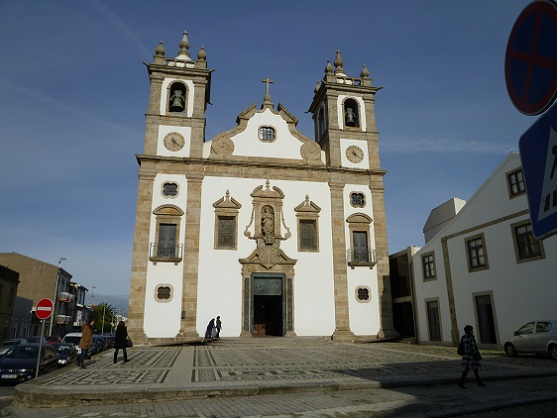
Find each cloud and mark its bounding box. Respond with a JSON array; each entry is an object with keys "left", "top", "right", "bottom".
[
  {"left": 382, "top": 136, "right": 516, "bottom": 154},
  {"left": 86, "top": 0, "right": 152, "bottom": 58}
]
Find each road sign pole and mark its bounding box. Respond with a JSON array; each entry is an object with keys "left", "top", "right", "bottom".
[{"left": 35, "top": 320, "right": 45, "bottom": 379}]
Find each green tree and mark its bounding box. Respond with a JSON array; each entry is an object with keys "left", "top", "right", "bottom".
[{"left": 91, "top": 302, "right": 115, "bottom": 334}]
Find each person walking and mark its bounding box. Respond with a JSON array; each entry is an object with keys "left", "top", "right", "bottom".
[
  {"left": 113, "top": 320, "right": 129, "bottom": 364},
  {"left": 205, "top": 318, "right": 215, "bottom": 340},
  {"left": 458, "top": 325, "right": 485, "bottom": 388},
  {"left": 215, "top": 316, "right": 222, "bottom": 339},
  {"left": 77, "top": 319, "right": 94, "bottom": 369}
]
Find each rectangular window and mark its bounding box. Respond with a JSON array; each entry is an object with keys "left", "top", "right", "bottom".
[
  {"left": 466, "top": 235, "right": 488, "bottom": 271},
  {"left": 507, "top": 169, "right": 525, "bottom": 197},
  {"left": 157, "top": 224, "right": 177, "bottom": 258},
  {"left": 422, "top": 253, "right": 436, "bottom": 280},
  {"left": 217, "top": 216, "right": 236, "bottom": 249},
  {"left": 352, "top": 231, "right": 369, "bottom": 262},
  {"left": 299, "top": 220, "right": 317, "bottom": 251},
  {"left": 513, "top": 222, "right": 543, "bottom": 261}
]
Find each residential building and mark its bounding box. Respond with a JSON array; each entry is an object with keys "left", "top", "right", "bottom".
[
  {"left": 411, "top": 153, "right": 557, "bottom": 348},
  {"left": 0, "top": 264, "right": 19, "bottom": 340},
  {"left": 0, "top": 253, "right": 89, "bottom": 337}
]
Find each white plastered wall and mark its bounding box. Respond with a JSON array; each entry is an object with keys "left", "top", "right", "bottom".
[
  {"left": 143, "top": 174, "right": 188, "bottom": 338},
  {"left": 196, "top": 177, "right": 336, "bottom": 337}
]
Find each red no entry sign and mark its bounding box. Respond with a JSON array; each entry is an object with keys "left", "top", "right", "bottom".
[
  {"left": 35, "top": 298, "right": 54, "bottom": 320},
  {"left": 505, "top": 0, "right": 557, "bottom": 115}
]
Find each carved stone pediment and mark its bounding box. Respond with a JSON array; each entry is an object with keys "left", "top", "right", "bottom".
[{"left": 240, "top": 242, "right": 296, "bottom": 270}]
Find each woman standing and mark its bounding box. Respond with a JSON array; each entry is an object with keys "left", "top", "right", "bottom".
[
  {"left": 458, "top": 325, "right": 485, "bottom": 388},
  {"left": 78, "top": 319, "right": 95, "bottom": 369},
  {"left": 114, "top": 321, "right": 129, "bottom": 364}
]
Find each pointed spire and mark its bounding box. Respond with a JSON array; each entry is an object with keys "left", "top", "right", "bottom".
[
  {"left": 176, "top": 31, "right": 191, "bottom": 61},
  {"left": 334, "top": 50, "right": 345, "bottom": 75}
]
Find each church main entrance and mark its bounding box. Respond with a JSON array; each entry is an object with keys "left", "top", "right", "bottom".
[{"left": 252, "top": 275, "right": 284, "bottom": 336}]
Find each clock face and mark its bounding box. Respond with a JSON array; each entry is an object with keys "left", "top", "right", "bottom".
[
  {"left": 346, "top": 145, "right": 364, "bottom": 163},
  {"left": 163, "top": 133, "right": 185, "bottom": 151}
]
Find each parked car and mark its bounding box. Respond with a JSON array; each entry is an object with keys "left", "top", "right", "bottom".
[
  {"left": 46, "top": 336, "right": 62, "bottom": 345},
  {"left": 504, "top": 320, "right": 557, "bottom": 360},
  {"left": 50, "top": 343, "right": 77, "bottom": 367},
  {"left": 0, "top": 344, "right": 59, "bottom": 383},
  {"left": 92, "top": 335, "right": 105, "bottom": 354},
  {"left": 61, "top": 333, "right": 91, "bottom": 359},
  {"left": 0, "top": 338, "right": 29, "bottom": 356},
  {"left": 26, "top": 336, "right": 48, "bottom": 345}
]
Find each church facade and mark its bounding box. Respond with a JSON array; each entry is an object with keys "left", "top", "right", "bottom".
[{"left": 128, "top": 32, "right": 396, "bottom": 344}]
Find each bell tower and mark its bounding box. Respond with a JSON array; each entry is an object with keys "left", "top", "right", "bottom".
[
  {"left": 308, "top": 51, "right": 397, "bottom": 341},
  {"left": 129, "top": 31, "right": 212, "bottom": 343},
  {"left": 143, "top": 31, "right": 211, "bottom": 159},
  {"left": 308, "top": 50, "right": 381, "bottom": 169}
]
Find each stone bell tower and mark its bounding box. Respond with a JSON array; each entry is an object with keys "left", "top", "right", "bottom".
[
  {"left": 128, "top": 32, "right": 212, "bottom": 343},
  {"left": 308, "top": 51, "right": 398, "bottom": 340}
]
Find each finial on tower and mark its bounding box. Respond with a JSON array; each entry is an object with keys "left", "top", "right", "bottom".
[
  {"left": 176, "top": 31, "right": 191, "bottom": 61},
  {"left": 334, "top": 50, "right": 345, "bottom": 75}
]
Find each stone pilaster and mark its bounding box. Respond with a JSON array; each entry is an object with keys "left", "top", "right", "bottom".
[
  {"left": 128, "top": 167, "right": 156, "bottom": 344},
  {"left": 371, "top": 179, "right": 399, "bottom": 339},
  {"left": 329, "top": 180, "right": 355, "bottom": 342},
  {"left": 180, "top": 172, "right": 203, "bottom": 338}
]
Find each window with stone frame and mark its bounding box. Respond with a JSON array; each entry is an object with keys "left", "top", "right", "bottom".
[
  {"left": 162, "top": 182, "right": 178, "bottom": 197},
  {"left": 294, "top": 195, "right": 320, "bottom": 252},
  {"left": 151, "top": 205, "right": 183, "bottom": 262},
  {"left": 512, "top": 221, "right": 545, "bottom": 262},
  {"left": 155, "top": 285, "right": 173, "bottom": 302},
  {"left": 465, "top": 234, "right": 489, "bottom": 272},
  {"left": 507, "top": 168, "right": 525, "bottom": 198},
  {"left": 350, "top": 192, "right": 366, "bottom": 208},
  {"left": 356, "top": 286, "right": 371, "bottom": 303},
  {"left": 422, "top": 252, "right": 436, "bottom": 281},
  {"left": 258, "top": 126, "right": 276, "bottom": 142},
  {"left": 213, "top": 190, "right": 242, "bottom": 250},
  {"left": 347, "top": 213, "right": 375, "bottom": 268}
]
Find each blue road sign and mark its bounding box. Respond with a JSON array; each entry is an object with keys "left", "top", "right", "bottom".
[
  {"left": 506, "top": 0, "right": 557, "bottom": 116},
  {"left": 519, "top": 102, "right": 557, "bottom": 239}
]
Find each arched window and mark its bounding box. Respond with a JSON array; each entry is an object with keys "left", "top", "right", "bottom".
[
  {"left": 343, "top": 98, "right": 360, "bottom": 127},
  {"left": 317, "top": 106, "right": 326, "bottom": 139},
  {"left": 168, "top": 82, "right": 187, "bottom": 113}
]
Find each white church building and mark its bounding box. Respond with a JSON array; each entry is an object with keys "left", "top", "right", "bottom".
[
  {"left": 128, "top": 32, "right": 397, "bottom": 344},
  {"left": 412, "top": 152, "right": 557, "bottom": 349}
]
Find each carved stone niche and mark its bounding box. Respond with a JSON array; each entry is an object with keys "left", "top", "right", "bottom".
[{"left": 241, "top": 180, "right": 294, "bottom": 270}]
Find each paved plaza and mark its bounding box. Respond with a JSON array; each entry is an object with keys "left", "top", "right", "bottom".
[{"left": 5, "top": 338, "right": 557, "bottom": 417}]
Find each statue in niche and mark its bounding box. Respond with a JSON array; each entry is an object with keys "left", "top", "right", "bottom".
[
  {"left": 261, "top": 205, "right": 275, "bottom": 244},
  {"left": 169, "top": 89, "right": 185, "bottom": 112}
]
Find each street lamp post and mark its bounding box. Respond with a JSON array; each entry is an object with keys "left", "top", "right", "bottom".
[{"left": 49, "top": 257, "right": 66, "bottom": 336}]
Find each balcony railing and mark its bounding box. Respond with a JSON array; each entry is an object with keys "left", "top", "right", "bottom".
[
  {"left": 57, "top": 292, "right": 75, "bottom": 303},
  {"left": 56, "top": 315, "right": 72, "bottom": 325},
  {"left": 347, "top": 249, "right": 377, "bottom": 269},
  {"left": 149, "top": 243, "right": 183, "bottom": 262}
]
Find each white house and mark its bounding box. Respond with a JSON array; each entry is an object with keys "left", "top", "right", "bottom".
[
  {"left": 412, "top": 152, "right": 557, "bottom": 348},
  {"left": 127, "top": 32, "right": 398, "bottom": 344}
]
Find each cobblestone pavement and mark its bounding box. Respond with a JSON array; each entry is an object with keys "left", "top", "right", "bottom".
[
  {"left": 5, "top": 375, "right": 557, "bottom": 417},
  {"left": 5, "top": 339, "right": 557, "bottom": 416}
]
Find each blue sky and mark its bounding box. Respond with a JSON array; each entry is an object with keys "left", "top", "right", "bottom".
[{"left": 0, "top": 1, "right": 534, "bottom": 297}]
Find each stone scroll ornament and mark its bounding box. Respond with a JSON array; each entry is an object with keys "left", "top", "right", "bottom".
[{"left": 210, "top": 137, "right": 235, "bottom": 157}]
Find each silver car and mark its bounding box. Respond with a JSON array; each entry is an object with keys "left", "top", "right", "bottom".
[{"left": 504, "top": 320, "right": 557, "bottom": 359}]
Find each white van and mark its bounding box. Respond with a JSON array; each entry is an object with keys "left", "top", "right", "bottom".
[{"left": 61, "top": 333, "right": 91, "bottom": 359}]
